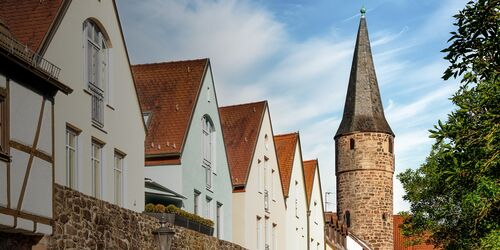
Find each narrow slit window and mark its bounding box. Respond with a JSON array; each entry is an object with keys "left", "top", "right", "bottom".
[
  {"left": 350, "top": 138, "right": 355, "bottom": 150},
  {"left": 389, "top": 138, "right": 394, "bottom": 153}
]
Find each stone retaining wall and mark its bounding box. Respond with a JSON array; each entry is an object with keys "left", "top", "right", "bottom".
[{"left": 34, "top": 184, "right": 245, "bottom": 250}]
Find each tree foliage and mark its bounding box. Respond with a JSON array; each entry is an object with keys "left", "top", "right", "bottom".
[{"left": 398, "top": 0, "right": 500, "bottom": 249}]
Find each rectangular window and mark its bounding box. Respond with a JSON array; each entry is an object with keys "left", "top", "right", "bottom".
[
  {"left": 114, "top": 151, "right": 124, "bottom": 206},
  {"left": 66, "top": 128, "right": 78, "bottom": 189},
  {"left": 265, "top": 217, "right": 270, "bottom": 250},
  {"left": 205, "top": 163, "right": 212, "bottom": 190},
  {"left": 216, "top": 202, "right": 223, "bottom": 239},
  {"left": 264, "top": 157, "right": 268, "bottom": 191},
  {"left": 205, "top": 196, "right": 212, "bottom": 220},
  {"left": 194, "top": 190, "right": 200, "bottom": 215},
  {"left": 91, "top": 140, "right": 103, "bottom": 198},
  {"left": 0, "top": 86, "right": 8, "bottom": 158},
  {"left": 271, "top": 169, "right": 275, "bottom": 201},
  {"left": 272, "top": 224, "right": 277, "bottom": 250},
  {"left": 257, "top": 159, "right": 262, "bottom": 192},
  {"left": 256, "top": 216, "right": 262, "bottom": 250}
]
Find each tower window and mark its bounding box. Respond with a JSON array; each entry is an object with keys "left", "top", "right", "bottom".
[
  {"left": 345, "top": 210, "right": 351, "bottom": 228},
  {"left": 382, "top": 212, "right": 387, "bottom": 221},
  {"left": 389, "top": 138, "right": 393, "bottom": 153},
  {"left": 349, "top": 138, "right": 355, "bottom": 150}
]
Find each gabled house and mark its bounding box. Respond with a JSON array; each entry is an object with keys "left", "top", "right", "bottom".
[
  {"left": 132, "top": 58, "right": 233, "bottom": 240},
  {"left": 304, "top": 159, "right": 326, "bottom": 250},
  {"left": 8, "top": 0, "right": 148, "bottom": 212},
  {"left": 219, "top": 101, "right": 286, "bottom": 250},
  {"left": 0, "top": 13, "right": 71, "bottom": 247},
  {"left": 274, "top": 132, "right": 308, "bottom": 250}
]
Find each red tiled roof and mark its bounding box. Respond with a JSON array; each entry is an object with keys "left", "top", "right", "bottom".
[
  {"left": 219, "top": 101, "right": 267, "bottom": 188},
  {"left": 132, "top": 59, "right": 208, "bottom": 158},
  {"left": 274, "top": 132, "right": 299, "bottom": 198},
  {"left": 303, "top": 159, "right": 317, "bottom": 207},
  {"left": 394, "top": 215, "right": 438, "bottom": 250},
  {"left": 0, "top": 0, "right": 63, "bottom": 52}
]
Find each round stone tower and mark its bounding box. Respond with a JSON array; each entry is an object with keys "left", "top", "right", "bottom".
[{"left": 335, "top": 9, "right": 395, "bottom": 250}]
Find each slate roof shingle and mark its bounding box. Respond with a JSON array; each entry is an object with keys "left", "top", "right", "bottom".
[
  {"left": 303, "top": 159, "right": 317, "bottom": 207},
  {"left": 274, "top": 132, "right": 299, "bottom": 198},
  {"left": 0, "top": 0, "right": 63, "bottom": 52},
  {"left": 219, "top": 101, "right": 267, "bottom": 188},
  {"left": 132, "top": 59, "right": 208, "bottom": 157}
]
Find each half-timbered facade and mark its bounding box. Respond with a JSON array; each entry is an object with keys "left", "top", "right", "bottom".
[{"left": 0, "top": 16, "right": 71, "bottom": 244}]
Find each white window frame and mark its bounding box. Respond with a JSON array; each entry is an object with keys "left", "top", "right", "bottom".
[
  {"left": 194, "top": 190, "right": 200, "bottom": 215},
  {"left": 257, "top": 159, "right": 262, "bottom": 193},
  {"left": 205, "top": 196, "right": 212, "bottom": 220},
  {"left": 65, "top": 128, "right": 78, "bottom": 189},
  {"left": 272, "top": 223, "right": 277, "bottom": 250},
  {"left": 265, "top": 217, "right": 270, "bottom": 250},
  {"left": 271, "top": 169, "right": 275, "bottom": 201},
  {"left": 113, "top": 151, "right": 124, "bottom": 206},
  {"left": 257, "top": 216, "right": 262, "bottom": 250},
  {"left": 91, "top": 140, "right": 103, "bottom": 199},
  {"left": 202, "top": 115, "right": 215, "bottom": 190},
  {"left": 216, "top": 202, "right": 223, "bottom": 239},
  {"left": 84, "top": 20, "right": 109, "bottom": 127}
]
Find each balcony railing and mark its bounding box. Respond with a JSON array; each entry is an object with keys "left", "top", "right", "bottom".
[
  {"left": 0, "top": 26, "right": 61, "bottom": 79},
  {"left": 89, "top": 83, "right": 104, "bottom": 127},
  {"left": 264, "top": 189, "right": 269, "bottom": 212}
]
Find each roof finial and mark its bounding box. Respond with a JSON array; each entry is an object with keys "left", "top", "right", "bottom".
[{"left": 360, "top": 5, "right": 366, "bottom": 18}]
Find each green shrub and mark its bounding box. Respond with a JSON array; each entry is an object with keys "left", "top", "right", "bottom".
[
  {"left": 145, "top": 203, "right": 155, "bottom": 212},
  {"left": 154, "top": 204, "right": 166, "bottom": 213}
]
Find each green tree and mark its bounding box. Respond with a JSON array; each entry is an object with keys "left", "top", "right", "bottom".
[{"left": 398, "top": 0, "right": 500, "bottom": 249}]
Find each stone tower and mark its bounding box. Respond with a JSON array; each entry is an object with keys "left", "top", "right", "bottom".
[{"left": 335, "top": 8, "right": 395, "bottom": 250}]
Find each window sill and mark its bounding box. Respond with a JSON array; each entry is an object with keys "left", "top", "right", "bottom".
[
  {"left": 92, "top": 123, "right": 107, "bottom": 134},
  {"left": 106, "top": 104, "right": 115, "bottom": 111},
  {"left": 0, "top": 152, "right": 11, "bottom": 162},
  {"left": 206, "top": 187, "right": 214, "bottom": 193}
]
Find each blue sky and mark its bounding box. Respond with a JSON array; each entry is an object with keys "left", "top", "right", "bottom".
[{"left": 117, "top": 0, "right": 468, "bottom": 213}]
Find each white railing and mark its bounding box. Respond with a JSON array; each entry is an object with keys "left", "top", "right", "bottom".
[
  {"left": 0, "top": 26, "right": 61, "bottom": 79},
  {"left": 89, "top": 83, "right": 104, "bottom": 127}
]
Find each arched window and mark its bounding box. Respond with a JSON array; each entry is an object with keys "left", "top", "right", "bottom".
[
  {"left": 264, "top": 134, "right": 269, "bottom": 150},
  {"left": 84, "top": 19, "right": 109, "bottom": 127},
  {"left": 345, "top": 210, "right": 351, "bottom": 228},
  {"left": 202, "top": 115, "right": 215, "bottom": 188}
]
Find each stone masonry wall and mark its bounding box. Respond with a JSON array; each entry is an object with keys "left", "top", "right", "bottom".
[
  {"left": 335, "top": 132, "right": 394, "bottom": 250},
  {"left": 34, "top": 184, "right": 245, "bottom": 250}
]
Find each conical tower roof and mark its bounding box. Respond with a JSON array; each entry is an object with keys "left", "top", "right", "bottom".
[{"left": 335, "top": 14, "right": 394, "bottom": 138}]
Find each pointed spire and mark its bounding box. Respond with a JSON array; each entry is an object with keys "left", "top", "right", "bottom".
[{"left": 335, "top": 15, "right": 394, "bottom": 138}]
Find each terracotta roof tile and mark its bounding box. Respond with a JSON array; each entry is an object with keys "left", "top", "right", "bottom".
[
  {"left": 394, "top": 215, "right": 438, "bottom": 250},
  {"left": 274, "top": 132, "right": 299, "bottom": 198},
  {"left": 303, "top": 159, "right": 317, "bottom": 207},
  {"left": 132, "top": 59, "right": 208, "bottom": 157},
  {"left": 0, "top": 0, "right": 63, "bottom": 52},
  {"left": 219, "top": 101, "right": 267, "bottom": 188}
]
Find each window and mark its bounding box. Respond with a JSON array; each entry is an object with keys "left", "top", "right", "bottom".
[
  {"left": 389, "top": 138, "right": 394, "bottom": 153},
  {"left": 216, "top": 202, "right": 223, "bottom": 239},
  {"left": 265, "top": 217, "right": 270, "bottom": 250},
  {"left": 257, "top": 159, "right": 262, "bottom": 192},
  {"left": 264, "top": 157, "right": 268, "bottom": 191},
  {"left": 194, "top": 190, "right": 200, "bottom": 215},
  {"left": 114, "top": 151, "right": 124, "bottom": 206},
  {"left": 272, "top": 224, "right": 277, "bottom": 250},
  {"left": 271, "top": 169, "right": 275, "bottom": 200},
  {"left": 205, "top": 196, "right": 212, "bottom": 220},
  {"left": 256, "top": 216, "right": 262, "bottom": 249},
  {"left": 202, "top": 115, "right": 215, "bottom": 189},
  {"left": 91, "top": 140, "right": 103, "bottom": 198},
  {"left": 143, "top": 112, "right": 151, "bottom": 126},
  {"left": 0, "top": 85, "right": 8, "bottom": 159},
  {"left": 350, "top": 138, "right": 355, "bottom": 150},
  {"left": 264, "top": 134, "right": 269, "bottom": 150},
  {"left": 345, "top": 210, "right": 351, "bottom": 228},
  {"left": 84, "top": 20, "right": 108, "bottom": 127},
  {"left": 66, "top": 128, "right": 78, "bottom": 189}
]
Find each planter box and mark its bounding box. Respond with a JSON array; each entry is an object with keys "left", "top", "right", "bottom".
[{"left": 143, "top": 212, "right": 214, "bottom": 236}]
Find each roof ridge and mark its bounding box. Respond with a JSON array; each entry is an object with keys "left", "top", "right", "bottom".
[
  {"left": 132, "top": 58, "right": 209, "bottom": 67},
  {"left": 219, "top": 100, "right": 267, "bottom": 110},
  {"left": 274, "top": 132, "right": 299, "bottom": 138}
]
